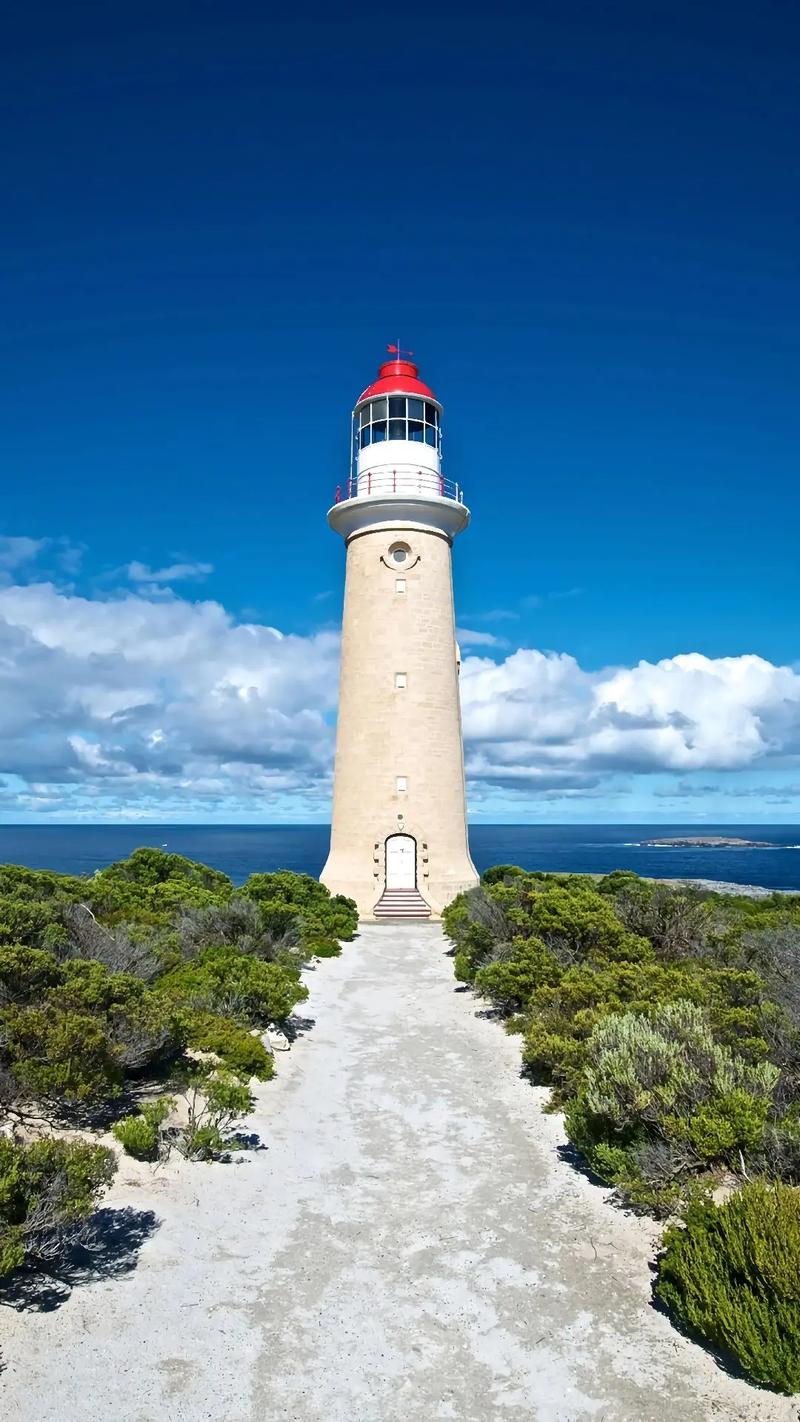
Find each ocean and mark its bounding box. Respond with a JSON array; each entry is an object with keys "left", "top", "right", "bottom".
[{"left": 0, "top": 824, "right": 799, "bottom": 891}]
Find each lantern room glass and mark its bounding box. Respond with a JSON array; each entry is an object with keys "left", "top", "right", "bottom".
[{"left": 354, "top": 397, "right": 440, "bottom": 452}]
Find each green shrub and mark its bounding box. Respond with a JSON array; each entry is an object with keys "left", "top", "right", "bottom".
[
  {"left": 175, "top": 1069, "right": 254, "bottom": 1160},
  {"left": 522, "top": 958, "right": 771, "bottom": 1101},
  {"left": 241, "top": 871, "right": 357, "bottom": 945},
  {"left": 185, "top": 1012, "right": 275, "bottom": 1080},
  {"left": 657, "top": 1181, "right": 800, "bottom": 1394},
  {"left": 442, "top": 886, "right": 512, "bottom": 980},
  {"left": 305, "top": 936, "right": 342, "bottom": 959},
  {"left": 481, "top": 865, "right": 526, "bottom": 885},
  {"left": 0, "top": 857, "right": 334, "bottom": 1129},
  {"left": 0, "top": 943, "right": 64, "bottom": 1005},
  {"left": 175, "top": 895, "right": 301, "bottom": 967},
  {"left": 565, "top": 1002, "right": 778, "bottom": 1209},
  {"left": 474, "top": 937, "right": 561, "bottom": 1014},
  {"left": 112, "top": 1097, "right": 175, "bottom": 1160},
  {"left": 0, "top": 1136, "right": 116, "bottom": 1275},
  {"left": 161, "top": 947, "right": 308, "bottom": 1026},
  {"left": 100, "top": 847, "right": 232, "bottom": 895},
  {"left": 0, "top": 899, "right": 67, "bottom": 949},
  {"left": 511, "top": 883, "right": 651, "bottom": 965},
  {"left": 1, "top": 1006, "right": 124, "bottom": 1110}
]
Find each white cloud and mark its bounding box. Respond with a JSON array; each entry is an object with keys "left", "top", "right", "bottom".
[
  {"left": 456, "top": 626, "right": 507, "bottom": 648},
  {"left": 0, "top": 536, "right": 47, "bottom": 571},
  {"left": 0, "top": 580, "right": 339, "bottom": 818},
  {"left": 126, "top": 560, "right": 214, "bottom": 585},
  {"left": 0, "top": 552, "right": 799, "bottom": 818},
  {"left": 459, "top": 648, "right": 800, "bottom": 797}
]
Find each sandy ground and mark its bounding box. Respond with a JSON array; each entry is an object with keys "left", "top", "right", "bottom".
[{"left": 1, "top": 923, "right": 797, "bottom": 1422}]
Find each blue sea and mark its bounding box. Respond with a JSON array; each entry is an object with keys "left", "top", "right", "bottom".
[{"left": 0, "top": 824, "right": 799, "bottom": 891}]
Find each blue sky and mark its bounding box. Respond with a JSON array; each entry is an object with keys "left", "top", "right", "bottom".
[{"left": 1, "top": 2, "right": 799, "bottom": 822}]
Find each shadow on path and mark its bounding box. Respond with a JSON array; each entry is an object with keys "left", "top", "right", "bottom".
[{"left": 0, "top": 1206, "right": 160, "bottom": 1314}]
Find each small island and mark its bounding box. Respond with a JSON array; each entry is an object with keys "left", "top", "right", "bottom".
[{"left": 642, "top": 835, "right": 773, "bottom": 849}]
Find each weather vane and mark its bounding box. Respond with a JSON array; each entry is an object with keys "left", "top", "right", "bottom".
[{"left": 386, "top": 341, "right": 414, "bottom": 360}]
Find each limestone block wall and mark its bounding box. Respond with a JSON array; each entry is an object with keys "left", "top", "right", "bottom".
[{"left": 321, "top": 522, "right": 478, "bottom": 918}]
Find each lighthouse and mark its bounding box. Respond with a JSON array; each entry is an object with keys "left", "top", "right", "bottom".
[{"left": 321, "top": 352, "right": 479, "bottom": 920}]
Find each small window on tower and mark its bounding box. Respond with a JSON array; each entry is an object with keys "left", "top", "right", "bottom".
[
  {"left": 388, "top": 419, "right": 405, "bottom": 440},
  {"left": 407, "top": 398, "right": 424, "bottom": 420},
  {"left": 389, "top": 396, "right": 406, "bottom": 419},
  {"left": 360, "top": 405, "right": 371, "bottom": 427},
  {"left": 424, "top": 425, "right": 436, "bottom": 447},
  {"left": 408, "top": 420, "right": 424, "bottom": 442},
  {"left": 371, "top": 421, "right": 387, "bottom": 442},
  {"left": 390, "top": 543, "right": 409, "bottom": 563},
  {"left": 360, "top": 426, "right": 371, "bottom": 448},
  {"left": 395, "top": 578, "right": 406, "bottom": 594},
  {"left": 371, "top": 397, "right": 387, "bottom": 421},
  {"left": 395, "top": 672, "right": 407, "bottom": 689},
  {"left": 425, "top": 402, "right": 438, "bottom": 426},
  {"left": 396, "top": 776, "right": 408, "bottom": 793}
]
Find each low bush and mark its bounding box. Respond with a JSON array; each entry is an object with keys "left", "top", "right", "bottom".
[
  {"left": 112, "top": 1097, "right": 175, "bottom": 1161},
  {"left": 175, "top": 1068, "right": 254, "bottom": 1160},
  {"left": 0, "top": 853, "right": 342, "bottom": 1187},
  {"left": 240, "top": 871, "right": 357, "bottom": 948},
  {"left": 565, "top": 1002, "right": 778, "bottom": 1211},
  {"left": 184, "top": 1013, "right": 275, "bottom": 1081},
  {"left": 0, "top": 1136, "right": 116, "bottom": 1276},
  {"left": 657, "top": 1181, "right": 800, "bottom": 1394},
  {"left": 160, "top": 946, "right": 308, "bottom": 1027},
  {"left": 521, "top": 958, "right": 771, "bottom": 1102},
  {"left": 474, "top": 937, "right": 560, "bottom": 1015},
  {"left": 305, "top": 936, "right": 342, "bottom": 958}
]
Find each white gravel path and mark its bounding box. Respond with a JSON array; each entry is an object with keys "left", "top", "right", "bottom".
[{"left": 1, "top": 923, "right": 796, "bottom": 1421}]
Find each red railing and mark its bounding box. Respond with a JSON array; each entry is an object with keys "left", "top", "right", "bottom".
[{"left": 334, "top": 468, "right": 464, "bottom": 504}]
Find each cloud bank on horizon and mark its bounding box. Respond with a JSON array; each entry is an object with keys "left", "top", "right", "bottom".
[{"left": 1, "top": 537, "right": 798, "bottom": 821}]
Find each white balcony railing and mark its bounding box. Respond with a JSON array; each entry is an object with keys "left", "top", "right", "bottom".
[{"left": 334, "top": 467, "right": 464, "bottom": 504}]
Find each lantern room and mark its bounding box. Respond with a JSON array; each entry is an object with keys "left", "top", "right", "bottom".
[
  {"left": 352, "top": 357, "right": 442, "bottom": 488},
  {"left": 330, "top": 351, "right": 468, "bottom": 534}
]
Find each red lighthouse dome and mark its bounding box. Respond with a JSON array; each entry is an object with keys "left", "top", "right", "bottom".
[{"left": 357, "top": 357, "right": 437, "bottom": 404}]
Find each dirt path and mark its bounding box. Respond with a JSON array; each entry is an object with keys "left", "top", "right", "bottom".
[{"left": 1, "top": 924, "right": 795, "bottom": 1421}]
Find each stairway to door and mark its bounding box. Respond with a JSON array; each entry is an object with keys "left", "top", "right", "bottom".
[{"left": 373, "top": 833, "right": 431, "bottom": 918}]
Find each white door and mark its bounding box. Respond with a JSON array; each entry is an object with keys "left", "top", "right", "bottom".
[{"left": 385, "top": 834, "right": 416, "bottom": 889}]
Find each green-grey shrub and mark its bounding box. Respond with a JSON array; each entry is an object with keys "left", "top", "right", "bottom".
[{"left": 657, "top": 1181, "right": 800, "bottom": 1394}]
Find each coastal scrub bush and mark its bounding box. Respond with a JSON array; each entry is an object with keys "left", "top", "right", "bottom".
[
  {"left": 481, "top": 865, "right": 526, "bottom": 886},
  {"left": 473, "top": 937, "right": 561, "bottom": 1015},
  {"left": 175, "top": 1068, "right": 254, "bottom": 1160},
  {"left": 442, "top": 885, "right": 512, "bottom": 982},
  {"left": 99, "top": 847, "right": 232, "bottom": 896},
  {"left": 0, "top": 853, "right": 339, "bottom": 1142},
  {"left": 240, "top": 871, "right": 357, "bottom": 947},
  {"left": 0, "top": 898, "right": 67, "bottom": 950},
  {"left": 509, "top": 883, "right": 650, "bottom": 966},
  {"left": 184, "top": 1012, "right": 275, "bottom": 1081},
  {"left": 1, "top": 1006, "right": 125, "bottom": 1113},
  {"left": 0, "top": 946, "right": 183, "bottom": 1119},
  {"left": 0, "top": 944, "right": 64, "bottom": 1005},
  {"left": 160, "top": 946, "right": 308, "bottom": 1027},
  {"left": 112, "top": 1097, "right": 175, "bottom": 1161},
  {"left": 565, "top": 1002, "right": 779, "bottom": 1210},
  {"left": 657, "top": 1181, "right": 800, "bottom": 1394},
  {"left": 175, "top": 895, "right": 301, "bottom": 966},
  {"left": 610, "top": 881, "right": 721, "bottom": 962},
  {"left": 521, "top": 958, "right": 772, "bottom": 1101},
  {"left": 58, "top": 902, "right": 163, "bottom": 981},
  {"left": 0, "top": 1136, "right": 116, "bottom": 1276}
]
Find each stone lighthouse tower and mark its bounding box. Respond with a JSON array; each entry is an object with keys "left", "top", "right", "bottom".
[{"left": 321, "top": 352, "right": 479, "bottom": 920}]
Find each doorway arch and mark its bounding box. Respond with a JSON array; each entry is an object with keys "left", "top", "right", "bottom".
[{"left": 385, "top": 833, "right": 417, "bottom": 890}]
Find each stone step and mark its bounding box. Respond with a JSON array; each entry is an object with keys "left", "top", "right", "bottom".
[{"left": 373, "top": 888, "right": 432, "bottom": 919}]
